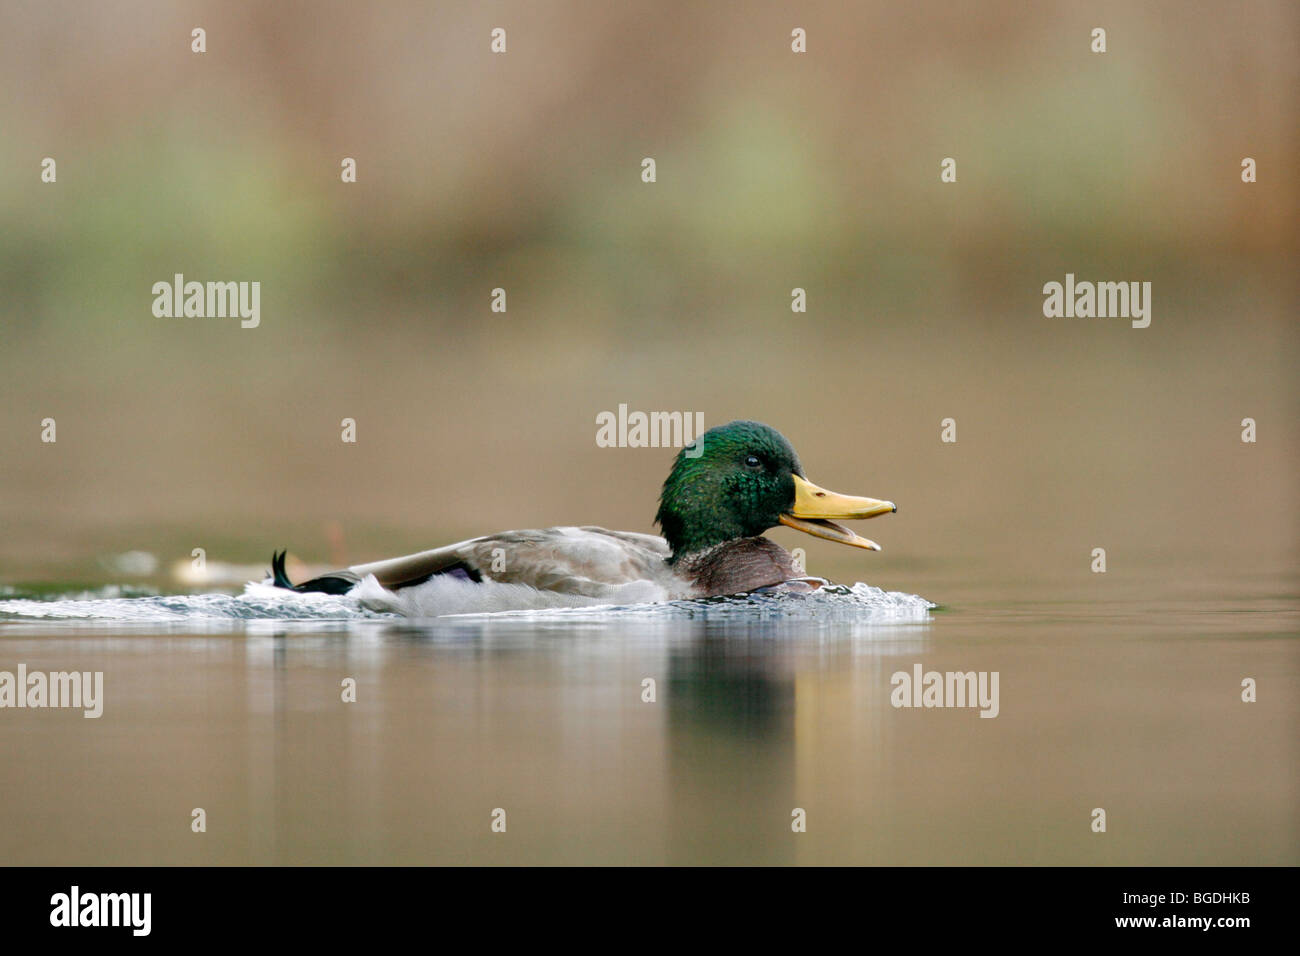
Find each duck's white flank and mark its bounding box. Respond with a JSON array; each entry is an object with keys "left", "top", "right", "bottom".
[{"left": 349, "top": 573, "right": 671, "bottom": 617}]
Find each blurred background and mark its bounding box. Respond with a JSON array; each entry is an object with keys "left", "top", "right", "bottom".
[{"left": 0, "top": 0, "right": 1296, "bottom": 591}]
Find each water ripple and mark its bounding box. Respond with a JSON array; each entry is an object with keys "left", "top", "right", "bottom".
[{"left": 0, "top": 582, "right": 933, "bottom": 625}]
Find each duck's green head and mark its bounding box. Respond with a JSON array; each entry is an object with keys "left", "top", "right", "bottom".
[{"left": 654, "top": 420, "right": 896, "bottom": 563}]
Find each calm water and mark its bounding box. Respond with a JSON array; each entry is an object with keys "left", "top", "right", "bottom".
[{"left": 1, "top": 561, "right": 1295, "bottom": 866}]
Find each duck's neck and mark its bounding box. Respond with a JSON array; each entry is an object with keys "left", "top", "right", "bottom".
[
  {"left": 662, "top": 518, "right": 756, "bottom": 565},
  {"left": 670, "top": 537, "right": 799, "bottom": 597}
]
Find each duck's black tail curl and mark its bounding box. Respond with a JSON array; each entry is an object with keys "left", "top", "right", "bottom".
[
  {"left": 270, "top": 550, "right": 295, "bottom": 589},
  {"left": 269, "top": 550, "right": 356, "bottom": 596}
]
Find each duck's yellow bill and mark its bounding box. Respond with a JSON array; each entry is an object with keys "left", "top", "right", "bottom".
[{"left": 778, "top": 474, "right": 896, "bottom": 552}]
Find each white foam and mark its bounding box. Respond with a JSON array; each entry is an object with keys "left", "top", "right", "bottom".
[{"left": 0, "top": 579, "right": 933, "bottom": 625}]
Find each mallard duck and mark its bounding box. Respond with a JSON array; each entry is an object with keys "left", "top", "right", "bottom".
[{"left": 268, "top": 420, "right": 896, "bottom": 615}]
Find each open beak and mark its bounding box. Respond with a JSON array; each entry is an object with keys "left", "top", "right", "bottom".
[{"left": 778, "top": 474, "right": 896, "bottom": 552}]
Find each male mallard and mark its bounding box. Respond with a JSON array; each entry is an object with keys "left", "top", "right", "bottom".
[{"left": 268, "top": 420, "right": 896, "bottom": 615}]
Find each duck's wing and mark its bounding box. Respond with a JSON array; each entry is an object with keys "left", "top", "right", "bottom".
[{"left": 273, "top": 527, "right": 673, "bottom": 598}]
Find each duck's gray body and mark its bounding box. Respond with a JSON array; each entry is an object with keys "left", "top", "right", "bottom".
[{"left": 270, "top": 527, "right": 811, "bottom": 616}]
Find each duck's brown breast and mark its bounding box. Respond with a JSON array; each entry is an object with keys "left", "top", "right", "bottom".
[{"left": 676, "top": 537, "right": 804, "bottom": 597}]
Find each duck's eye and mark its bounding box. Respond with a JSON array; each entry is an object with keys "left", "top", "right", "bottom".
[{"left": 744, "top": 455, "right": 762, "bottom": 469}]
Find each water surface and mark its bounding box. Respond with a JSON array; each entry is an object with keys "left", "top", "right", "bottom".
[{"left": 1, "top": 561, "right": 1295, "bottom": 865}]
